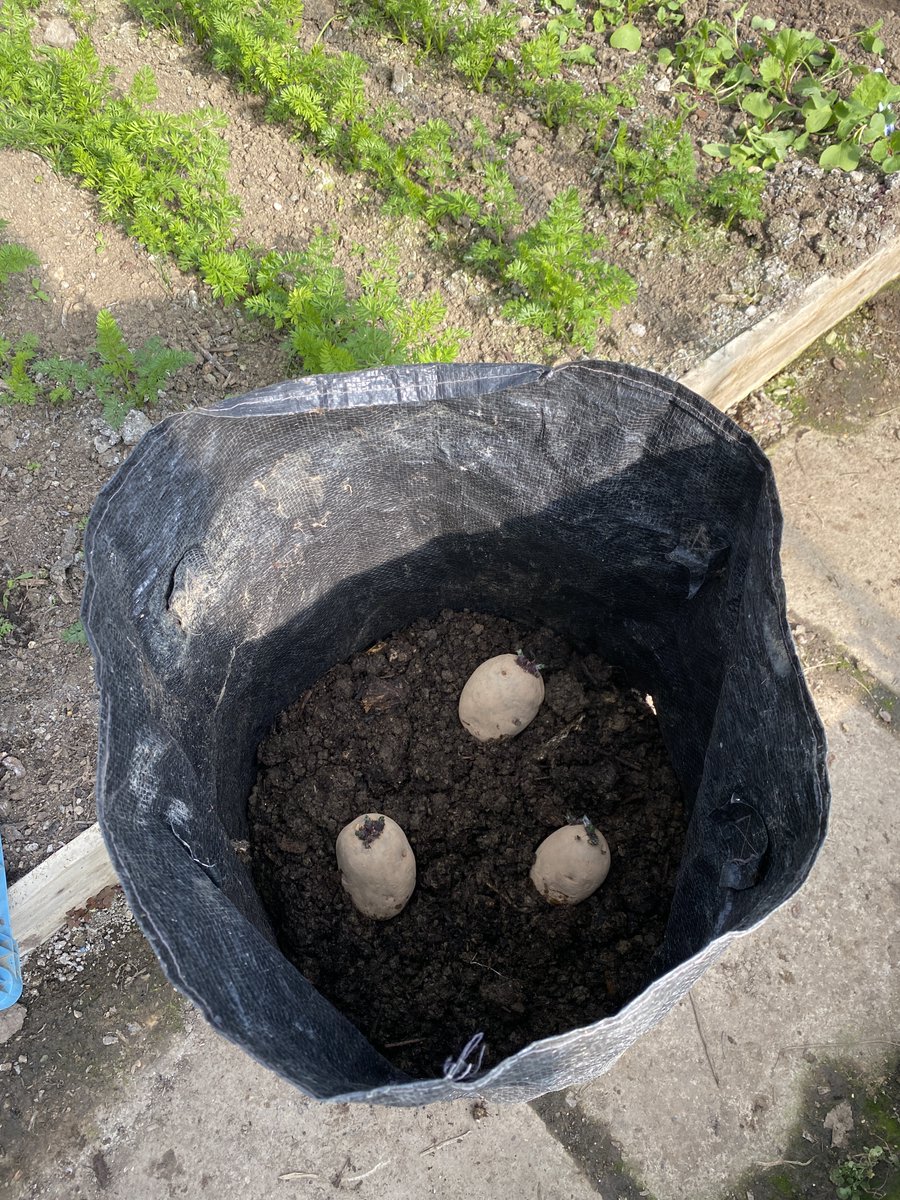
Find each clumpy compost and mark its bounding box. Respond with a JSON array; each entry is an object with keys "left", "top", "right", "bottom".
[{"left": 248, "top": 610, "right": 687, "bottom": 1077}]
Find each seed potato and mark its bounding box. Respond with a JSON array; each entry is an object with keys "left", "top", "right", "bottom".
[
  {"left": 458, "top": 652, "right": 544, "bottom": 741},
  {"left": 335, "top": 813, "right": 416, "bottom": 919},
  {"left": 530, "top": 823, "right": 610, "bottom": 905}
]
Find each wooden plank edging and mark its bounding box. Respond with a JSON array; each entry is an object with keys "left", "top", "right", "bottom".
[
  {"left": 679, "top": 238, "right": 900, "bottom": 409},
  {"left": 8, "top": 824, "right": 117, "bottom": 959}
]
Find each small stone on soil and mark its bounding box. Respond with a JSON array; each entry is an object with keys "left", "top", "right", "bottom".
[
  {"left": 120, "top": 409, "right": 153, "bottom": 446},
  {"left": 0, "top": 1005, "right": 26, "bottom": 1043},
  {"left": 42, "top": 18, "right": 76, "bottom": 49},
  {"left": 390, "top": 65, "right": 412, "bottom": 95}
]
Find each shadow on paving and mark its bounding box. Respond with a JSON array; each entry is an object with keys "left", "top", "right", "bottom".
[{"left": 533, "top": 1055, "right": 900, "bottom": 1200}]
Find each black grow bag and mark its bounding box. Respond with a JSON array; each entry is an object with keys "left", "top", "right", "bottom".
[{"left": 82, "top": 361, "right": 829, "bottom": 1104}]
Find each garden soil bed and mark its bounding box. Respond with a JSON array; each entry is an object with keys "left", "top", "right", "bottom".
[
  {"left": 248, "top": 609, "right": 687, "bottom": 1077},
  {"left": 4, "top": 0, "right": 897, "bottom": 377},
  {"left": 77, "top": 0, "right": 900, "bottom": 377}
]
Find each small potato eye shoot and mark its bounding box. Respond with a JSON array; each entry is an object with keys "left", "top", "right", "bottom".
[
  {"left": 335, "top": 813, "right": 416, "bottom": 919},
  {"left": 530, "top": 819, "right": 610, "bottom": 905},
  {"left": 458, "top": 652, "right": 545, "bottom": 741}
]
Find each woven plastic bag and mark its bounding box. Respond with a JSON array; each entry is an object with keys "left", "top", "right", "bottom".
[{"left": 83, "top": 362, "right": 829, "bottom": 1104}]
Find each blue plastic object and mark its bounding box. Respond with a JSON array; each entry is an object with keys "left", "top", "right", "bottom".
[{"left": 0, "top": 831, "right": 23, "bottom": 1010}]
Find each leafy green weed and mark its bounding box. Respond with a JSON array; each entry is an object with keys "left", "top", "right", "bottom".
[
  {"left": 130, "top": 0, "right": 636, "bottom": 342},
  {"left": 469, "top": 188, "right": 636, "bottom": 349},
  {"left": 0, "top": 218, "right": 39, "bottom": 286},
  {"left": 663, "top": 5, "right": 900, "bottom": 173},
  {"left": 62, "top": 618, "right": 88, "bottom": 645},
  {"left": 830, "top": 1145, "right": 900, "bottom": 1200},
  {"left": 244, "top": 235, "right": 463, "bottom": 371},
  {"left": 0, "top": 0, "right": 465, "bottom": 369},
  {"left": 0, "top": 332, "right": 39, "bottom": 404},
  {"left": 604, "top": 109, "right": 765, "bottom": 229},
  {"left": 2, "top": 310, "right": 194, "bottom": 427}
]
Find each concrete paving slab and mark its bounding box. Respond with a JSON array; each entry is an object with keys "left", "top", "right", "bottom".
[
  {"left": 575, "top": 687, "right": 900, "bottom": 1199},
  {"left": 25, "top": 1020, "right": 598, "bottom": 1200},
  {"left": 773, "top": 412, "right": 900, "bottom": 690}
]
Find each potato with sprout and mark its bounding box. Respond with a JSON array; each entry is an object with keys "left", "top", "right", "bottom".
[
  {"left": 335, "top": 814, "right": 416, "bottom": 919},
  {"left": 458, "top": 652, "right": 544, "bottom": 742},
  {"left": 530, "top": 818, "right": 610, "bottom": 905}
]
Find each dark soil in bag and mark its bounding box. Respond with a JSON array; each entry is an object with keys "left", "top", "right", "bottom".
[{"left": 248, "top": 608, "right": 687, "bottom": 1076}]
